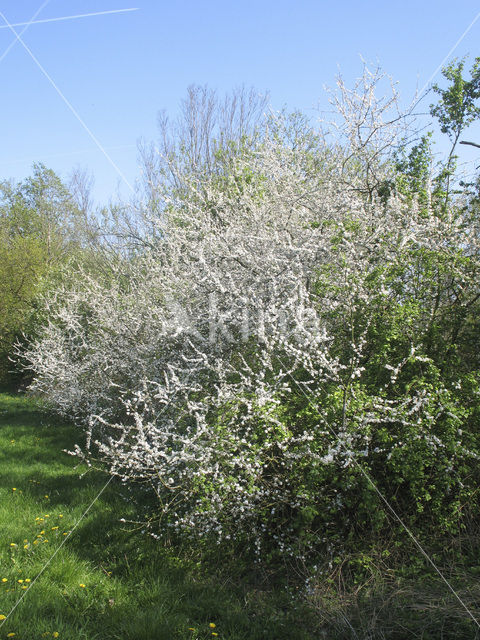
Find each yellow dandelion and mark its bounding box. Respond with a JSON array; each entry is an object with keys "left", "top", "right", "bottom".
[
  {"left": 44, "top": 495, "right": 49, "bottom": 499},
  {"left": 209, "top": 623, "right": 216, "bottom": 629},
  {"left": 1, "top": 578, "right": 7, "bottom": 582},
  {"left": 40, "top": 531, "right": 45, "bottom": 535},
  {"left": 79, "top": 583, "right": 86, "bottom": 588},
  {"left": 25, "top": 579, "right": 31, "bottom": 583},
  {"left": 63, "top": 532, "right": 68, "bottom": 536},
  {"left": 58, "top": 514, "right": 63, "bottom": 518},
  {"left": 33, "top": 540, "right": 39, "bottom": 545},
  {"left": 188, "top": 628, "right": 195, "bottom": 632},
  {"left": 9, "top": 543, "right": 17, "bottom": 547},
  {"left": 44, "top": 514, "right": 49, "bottom": 518},
  {"left": 23, "top": 545, "right": 29, "bottom": 550},
  {"left": 12, "top": 488, "right": 16, "bottom": 491},
  {"left": 0, "top": 614, "right": 6, "bottom": 620},
  {"left": 18, "top": 579, "right": 23, "bottom": 584},
  {"left": 51, "top": 526, "right": 59, "bottom": 530},
  {"left": 21, "top": 585, "right": 27, "bottom": 590},
  {"left": 7, "top": 633, "right": 15, "bottom": 637},
  {"left": 53, "top": 633, "right": 59, "bottom": 638}
]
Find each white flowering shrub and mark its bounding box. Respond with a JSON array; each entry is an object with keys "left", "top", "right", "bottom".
[{"left": 22, "top": 71, "right": 480, "bottom": 561}]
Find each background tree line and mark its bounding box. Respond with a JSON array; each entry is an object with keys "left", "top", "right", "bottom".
[{"left": 0, "top": 164, "right": 97, "bottom": 385}]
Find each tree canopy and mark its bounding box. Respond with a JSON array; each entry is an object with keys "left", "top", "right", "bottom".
[{"left": 0, "top": 163, "right": 92, "bottom": 384}]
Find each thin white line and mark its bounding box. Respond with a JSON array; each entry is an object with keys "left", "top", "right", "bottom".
[
  {"left": 0, "top": 11, "right": 135, "bottom": 193},
  {"left": 418, "top": 9, "right": 480, "bottom": 99},
  {"left": 0, "top": 8, "right": 139, "bottom": 29},
  {"left": 0, "top": 476, "right": 114, "bottom": 626},
  {"left": 0, "top": 0, "right": 50, "bottom": 66},
  {"left": 279, "top": 359, "right": 480, "bottom": 629}
]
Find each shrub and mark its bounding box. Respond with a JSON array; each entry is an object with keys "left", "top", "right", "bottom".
[{"left": 21, "top": 69, "right": 480, "bottom": 564}]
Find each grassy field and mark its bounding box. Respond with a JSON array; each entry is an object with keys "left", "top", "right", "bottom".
[{"left": 0, "top": 391, "right": 315, "bottom": 640}]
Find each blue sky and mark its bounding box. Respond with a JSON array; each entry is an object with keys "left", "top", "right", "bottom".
[{"left": 1, "top": 0, "right": 479, "bottom": 205}]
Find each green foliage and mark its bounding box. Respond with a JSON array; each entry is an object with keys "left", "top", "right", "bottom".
[
  {"left": 430, "top": 57, "right": 480, "bottom": 142},
  {"left": 393, "top": 132, "right": 434, "bottom": 208},
  {"left": 0, "top": 164, "right": 88, "bottom": 384},
  {"left": 0, "top": 229, "right": 49, "bottom": 383},
  {"left": 429, "top": 56, "right": 480, "bottom": 207}
]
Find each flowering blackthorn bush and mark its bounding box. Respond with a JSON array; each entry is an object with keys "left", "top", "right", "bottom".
[{"left": 22, "top": 69, "right": 480, "bottom": 561}]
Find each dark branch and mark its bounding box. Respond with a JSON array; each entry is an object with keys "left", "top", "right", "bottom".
[{"left": 459, "top": 140, "right": 480, "bottom": 149}]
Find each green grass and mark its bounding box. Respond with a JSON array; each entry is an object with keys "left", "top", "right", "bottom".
[{"left": 0, "top": 392, "right": 314, "bottom": 640}]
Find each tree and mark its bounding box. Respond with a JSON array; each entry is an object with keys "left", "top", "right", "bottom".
[
  {"left": 430, "top": 57, "right": 480, "bottom": 150},
  {"left": 0, "top": 163, "right": 93, "bottom": 384},
  {"left": 130, "top": 85, "right": 269, "bottom": 246},
  {"left": 430, "top": 56, "right": 480, "bottom": 204}
]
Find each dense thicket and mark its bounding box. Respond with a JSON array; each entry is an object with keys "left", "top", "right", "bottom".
[{"left": 18, "top": 65, "right": 480, "bottom": 572}]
